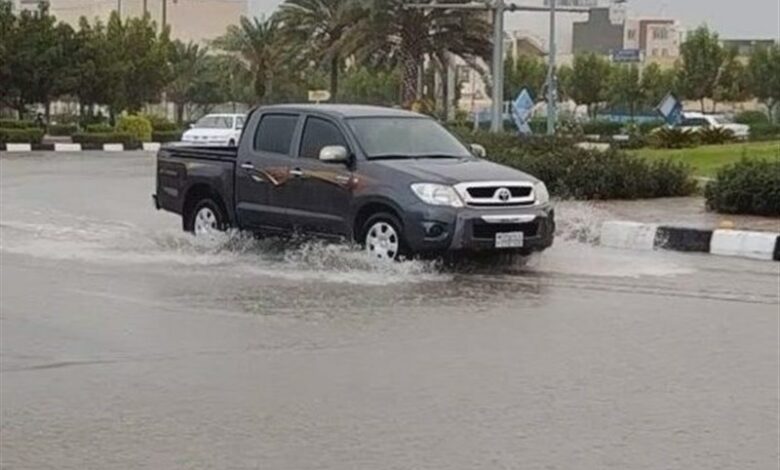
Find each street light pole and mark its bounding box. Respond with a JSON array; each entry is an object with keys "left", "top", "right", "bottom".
[
  {"left": 490, "top": 0, "right": 505, "bottom": 133},
  {"left": 546, "top": 0, "right": 556, "bottom": 135},
  {"left": 162, "top": 0, "right": 167, "bottom": 27}
]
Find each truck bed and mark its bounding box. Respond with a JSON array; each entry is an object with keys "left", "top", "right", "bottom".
[{"left": 158, "top": 144, "right": 238, "bottom": 161}]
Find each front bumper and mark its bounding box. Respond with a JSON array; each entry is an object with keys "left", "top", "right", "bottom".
[{"left": 401, "top": 203, "right": 555, "bottom": 255}]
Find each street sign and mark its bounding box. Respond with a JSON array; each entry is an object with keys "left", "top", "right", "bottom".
[
  {"left": 308, "top": 90, "right": 331, "bottom": 103},
  {"left": 657, "top": 93, "right": 683, "bottom": 125},
  {"left": 511, "top": 89, "right": 535, "bottom": 135},
  {"left": 612, "top": 49, "right": 642, "bottom": 63}
]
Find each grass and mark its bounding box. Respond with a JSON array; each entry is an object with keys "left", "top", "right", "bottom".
[{"left": 630, "top": 140, "right": 780, "bottom": 178}]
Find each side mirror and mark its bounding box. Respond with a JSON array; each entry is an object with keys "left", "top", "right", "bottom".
[
  {"left": 470, "top": 143, "right": 486, "bottom": 158},
  {"left": 319, "top": 145, "right": 349, "bottom": 163}
]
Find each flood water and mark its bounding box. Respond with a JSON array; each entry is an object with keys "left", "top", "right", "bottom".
[{"left": 1, "top": 152, "right": 778, "bottom": 469}]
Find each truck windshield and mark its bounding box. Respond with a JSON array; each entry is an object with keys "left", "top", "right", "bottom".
[
  {"left": 347, "top": 117, "right": 472, "bottom": 159},
  {"left": 193, "top": 116, "right": 233, "bottom": 129}
]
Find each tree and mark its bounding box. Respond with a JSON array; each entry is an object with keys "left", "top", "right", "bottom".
[
  {"left": 677, "top": 25, "right": 723, "bottom": 112},
  {"left": 167, "top": 40, "right": 210, "bottom": 123},
  {"left": 569, "top": 53, "right": 612, "bottom": 118},
  {"left": 213, "top": 16, "right": 284, "bottom": 102},
  {"left": 607, "top": 64, "right": 642, "bottom": 118},
  {"left": 121, "top": 14, "right": 170, "bottom": 113},
  {"left": 340, "top": 65, "right": 401, "bottom": 105},
  {"left": 504, "top": 54, "right": 546, "bottom": 102},
  {"left": 347, "top": 0, "right": 491, "bottom": 105},
  {"left": 747, "top": 43, "right": 780, "bottom": 122},
  {"left": 713, "top": 47, "right": 750, "bottom": 110},
  {"left": 640, "top": 62, "right": 677, "bottom": 109},
  {"left": 276, "top": 0, "right": 364, "bottom": 97},
  {"left": 0, "top": 0, "right": 20, "bottom": 115}
]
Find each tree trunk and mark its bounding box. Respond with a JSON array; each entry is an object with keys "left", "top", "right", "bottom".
[
  {"left": 401, "top": 52, "right": 419, "bottom": 107},
  {"left": 329, "top": 55, "right": 339, "bottom": 99},
  {"left": 175, "top": 102, "right": 185, "bottom": 125},
  {"left": 700, "top": 99, "right": 706, "bottom": 113}
]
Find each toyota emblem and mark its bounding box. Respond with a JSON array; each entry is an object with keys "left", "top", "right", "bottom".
[{"left": 496, "top": 188, "right": 511, "bottom": 201}]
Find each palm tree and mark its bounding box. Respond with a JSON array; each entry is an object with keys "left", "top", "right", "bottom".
[
  {"left": 212, "top": 16, "right": 282, "bottom": 102},
  {"left": 166, "top": 40, "right": 209, "bottom": 123},
  {"left": 346, "top": 0, "right": 491, "bottom": 106},
  {"left": 276, "top": 0, "right": 364, "bottom": 97}
]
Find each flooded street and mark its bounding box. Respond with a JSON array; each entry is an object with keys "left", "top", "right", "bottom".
[{"left": 1, "top": 152, "right": 778, "bottom": 469}]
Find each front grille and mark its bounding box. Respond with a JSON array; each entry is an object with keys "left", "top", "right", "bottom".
[
  {"left": 472, "top": 222, "right": 538, "bottom": 240},
  {"left": 466, "top": 186, "right": 532, "bottom": 199}
]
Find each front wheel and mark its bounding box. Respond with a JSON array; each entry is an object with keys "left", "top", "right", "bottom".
[
  {"left": 361, "top": 213, "right": 407, "bottom": 261},
  {"left": 186, "top": 198, "right": 228, "bottom": 237}
]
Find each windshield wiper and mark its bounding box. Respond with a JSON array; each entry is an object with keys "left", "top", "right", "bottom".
[{"left": 369, "top": 153, "right": 466, "bottom": 160}]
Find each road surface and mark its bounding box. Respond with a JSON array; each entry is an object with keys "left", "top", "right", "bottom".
[{"left": 1, "top": 152, "right": 778, "bottom": 469}]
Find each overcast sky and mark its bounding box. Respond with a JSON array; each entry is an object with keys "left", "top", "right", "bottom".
[{"left": 628, "top": 0, "right": 780, "bottom": 39}]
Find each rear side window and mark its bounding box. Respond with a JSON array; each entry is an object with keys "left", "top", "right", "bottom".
[
  {"left": 254, "top": 114, "right": 298, "bottom": 154},
  {"left": 299, "top": 117, "right": 348, "bottom": 159}
]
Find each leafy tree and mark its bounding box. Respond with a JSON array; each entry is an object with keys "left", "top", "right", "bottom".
[
  {"left": 569, "top": 53, "right": 612, "bottom": 118},
  {"left": 347, "top": 0, "right": 491, "bottom": 105},
  {"left": 607, "top": 64, "right": 642, "bottom": 118},
  {"left": 0, "top": 0, "right": 20, "bottom": 115},
  {"left": 340, "top": 65, "right": 401, "bottom": 105},
  {"left": 677, "top": 25, "right": 723, "bottom": 112},
  {"left": 504, "top": 54, "right": 546, "bottom": 102},
  {"left": 713, "top": 47, "right": 750, "bottom": 110},
  {"left": 747, "top": 43, "right": 780, "bottom": 122},
  {"left": 641, "top": 62, "right": 677, "bottom": 109},
  {"left": 71, "top": 18, "right": 121, "bottom": 119},
  {"left": 121, "top": 14, "right": 171, "bottom": 112},
  {"left": 167, "top": 40, "right": 210, "bottom": 123},
  {"left": 276, "top": 0, "right": 364, "bottom": 97},
  {"left": 555, "top": 64, "right": 573, "bottom": 101}
]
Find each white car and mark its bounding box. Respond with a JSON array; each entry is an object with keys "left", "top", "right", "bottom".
[
  {"left": 181, "top": 114, "right": 245, "bottom": 146},
  {"left": 677, "top": 112, "right": 750, "bottom": 139}
]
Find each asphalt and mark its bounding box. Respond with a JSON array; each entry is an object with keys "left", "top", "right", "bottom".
[{"left": 1, "top": 152, "right": 779, "bottom": 469}]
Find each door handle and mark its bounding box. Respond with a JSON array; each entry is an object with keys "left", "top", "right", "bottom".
[
  {"left": 240, "top": 162, "right": 254, "bottom": 170},
  {"left": 289, "top": 168, "right": 304, "bottom": 177}
]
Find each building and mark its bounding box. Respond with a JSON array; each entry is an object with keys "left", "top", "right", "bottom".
[
  {"left": 13, "top": 0, "right": 249, "bottom": 44},
  {"left": 623, "top": 17, "right": 682, "bottom": 64},
  {"left": 572, "top": 7, "right": 624, "bottom": 55},
  {"left": 504, "top": 30, "right": 547, "bottom": 60}
]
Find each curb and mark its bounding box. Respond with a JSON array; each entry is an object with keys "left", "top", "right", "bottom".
[
  {"left": 2, "top": 143, "right": 164, "bottom": 153},
  {"left": 600, "top": 221, "right": 780, "bottom": 262}
]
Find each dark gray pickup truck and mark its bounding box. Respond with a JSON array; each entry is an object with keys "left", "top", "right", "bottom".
[{"left": 154, "top": 104, "right": 554, "bottom": 260}]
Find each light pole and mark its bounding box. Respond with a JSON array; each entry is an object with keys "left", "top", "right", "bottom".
[
  {"left": 546, "top": 0, "right": 556, "bottom": 135},
  {"left": 490, "top": 0, "right": 505, "bottom": 132}
]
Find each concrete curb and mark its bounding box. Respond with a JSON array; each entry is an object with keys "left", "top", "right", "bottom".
[
  {"left": 2, "top": 143, "right": 164, "bottom": 152},
  {"left": 599, "top": 221, "right": 780, "bottom": 261},
  {"left": 5, "top": 143, "right": 32, "bottom": 152}
]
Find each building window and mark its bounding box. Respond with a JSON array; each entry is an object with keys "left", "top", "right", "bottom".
[
  {"left": 652, "top": 48, "right": 658, "bottom": 57},
  {"left": 652, "top": 27, "right": 668, "bottom": 40},
  {"left": 627, "top": 29, "right": 636, "bottom": 40}
]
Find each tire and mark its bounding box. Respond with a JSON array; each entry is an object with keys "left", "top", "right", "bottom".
[
  {"left": 360, "top": 212, "right": 407, "bottom": 261},
  {"left": 186, "top": 198, "right": 228, "bottom": 236}
]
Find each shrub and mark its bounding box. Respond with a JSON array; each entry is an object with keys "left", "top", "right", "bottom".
[
  {"left": 638, "top": 120, "right": 665, "bottom": 135},
  {"left": 650, "top": 127, "right": 698, "bottom": 149},
  {"left": 749, "top": 123, "right": 780, "bottom": 141},
  {"left": 0, "top": 128, "right": 45, "bottom": 144},
  {"left": 698, "top": 127, "right": 735, "bottom": 145},
  {"left": 72, "top": 132, "right": 136, "bottom": 147},
  {"left": 449, "top": 128, "right": 696, "bottom": 199},
  {"left": 734, "top": 110, "right": 769, "bottom": 125},
  {"left": 47, "top": 123, "right": 78, "bottom": 136},
  {"left": 116, "top": 115, "right": 152, "bottom": 142},
  {"left": 152, "top": 130, "right": 183, "bottom": 143},
  {"left": 705, "top": 158, "right": 780, "bottom": 216},
  {"left": 85, "top": 123, "right": 114, "bottom": 133},
  {"left": 0, "top": 119, "right": 37, "bottom": 129},
  {"left": 581, "top": 120, "right": 623, "bottom": 137}
]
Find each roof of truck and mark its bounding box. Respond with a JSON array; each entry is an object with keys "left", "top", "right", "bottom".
[{"left": 258, "top": 104, "right": 426, "bottom": 119}]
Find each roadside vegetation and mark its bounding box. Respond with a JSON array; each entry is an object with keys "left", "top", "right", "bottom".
[
  {"left": 630, "top": 140, "right": 780, "bottom": 177},
  {"left": 705, "top": 158, "right": 780, "bottom": 217}
]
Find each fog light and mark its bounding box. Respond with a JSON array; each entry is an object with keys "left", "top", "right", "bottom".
[{"left": 423, "top": 222, "right": 446, "bottom": 238}]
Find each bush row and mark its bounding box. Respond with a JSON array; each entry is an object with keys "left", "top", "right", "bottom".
[
  {"left": 705, "top": 158, "right": 780, "bottom": 216},
  {"left": 452, "top": 128, "right": 697, "bottom": 199},
  {"left": 0, "top": 128, "right": 45, "bottom": 144},
  {"left": 0, "top": 119, "right": 37, "bottom": 129},
  {"left": 71, "top": 132, "right": 136, "bottom": 146}
]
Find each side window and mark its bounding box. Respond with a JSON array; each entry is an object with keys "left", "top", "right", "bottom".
[
  {"left": 254, "top": 114, "right": 298, "bottom": 155},
  {"left": 299, "top": 117, "right": 347, "bottom": 159}
]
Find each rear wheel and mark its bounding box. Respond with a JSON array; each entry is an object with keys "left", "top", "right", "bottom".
[
  {"left": 186, "top": 198, "right": 228, "bottom": 236},
  {"left": 361, "top": 213, "right": 406, "bottom": 261}
]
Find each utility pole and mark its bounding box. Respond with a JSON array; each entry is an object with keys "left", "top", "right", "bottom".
[
  {"left": 116, "top": 0, "right": 121, "bottom": 19},
  {"left": 143, "top": 0, "right": 147, "bottom": 16},
  {"left": 404, "top": 1, "right": 589, "bottom": 133},
  {"left": 546, "top": 0, "right": 556, "bottom": 135},
  {"left": 162, "top": 0, "right": 167, "bottom": 28}
]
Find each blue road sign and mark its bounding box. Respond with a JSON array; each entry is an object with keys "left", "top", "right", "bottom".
[
  {"left": 511, "top": 89, "right": 534, "bottom": 135},
  {"left": 657, "top": 93, "right": 683, "bottom": 126}
]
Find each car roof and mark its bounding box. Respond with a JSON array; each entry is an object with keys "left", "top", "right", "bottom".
[{"left": 257, "top": 104, "right": 426, "bottom": 119}]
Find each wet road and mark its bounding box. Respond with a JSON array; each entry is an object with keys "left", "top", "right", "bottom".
[{"left": 1, "top": 152, "right": 778, "bottom": 469}]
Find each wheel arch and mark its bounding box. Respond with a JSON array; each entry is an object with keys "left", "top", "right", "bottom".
[
  {"left": 182, "top": 183, "right": 231, "bottom": 231},
  {"left": 352, "top": 198, "right": 404, "bottom": 241}
]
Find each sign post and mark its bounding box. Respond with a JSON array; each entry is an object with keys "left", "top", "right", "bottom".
[{"left": 308, "top": 90, "right": 331, "bottom": 104}]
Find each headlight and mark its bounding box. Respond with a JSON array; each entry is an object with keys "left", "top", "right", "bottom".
[
  {"left": 410, "top": 183, "right": 464, "bottom": 208},
  {"left": 534, "top": 181, "right": 550, "bottom": 204}
]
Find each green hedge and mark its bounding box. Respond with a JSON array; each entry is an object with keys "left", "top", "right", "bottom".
[
  {"left": 116, "top": 115, "right": 152, "bottom": 142},
  {"left": 86, "top": 123, "right": 113, "bottom": 133},
  {"left": 705, "top": 158, "right": 780, "bottom": 216},
  {"left": 0, "top": 128, "right": 45, "bottom": 144},
  {"left": 48, "top": 123, "right": 78, "bottom": 136},
  {"left": 72, "top": 132, "right": 136, "bottom": 146},
  {"left": 152, "top": 130, "right": 183, "bottom": 143},
  {"left": 152, "top": 121, "right": 180, "bottom": 132},
  {"left": 0, "top": 119, "right": 37, "bottom": 129},
  {"left": 735, "top": 110, "right": 769, "bottom": 125},
  {"left": 749, "top": 123, "right": 780, "bottom": 141},
  {"left": 581, "top": 120, "right": 623, "bottom": 136},
  {"left": 452, "top": 129, "right": 696, "bottom": 199}
]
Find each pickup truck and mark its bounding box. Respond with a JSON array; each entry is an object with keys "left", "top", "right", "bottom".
[{"left": 154, "top": 104, "right": 555, "bottom": 260}]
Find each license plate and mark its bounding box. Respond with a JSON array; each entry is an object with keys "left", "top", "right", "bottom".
[{"left": 495, "top": 231, "right": 524, "bottom": 248}]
